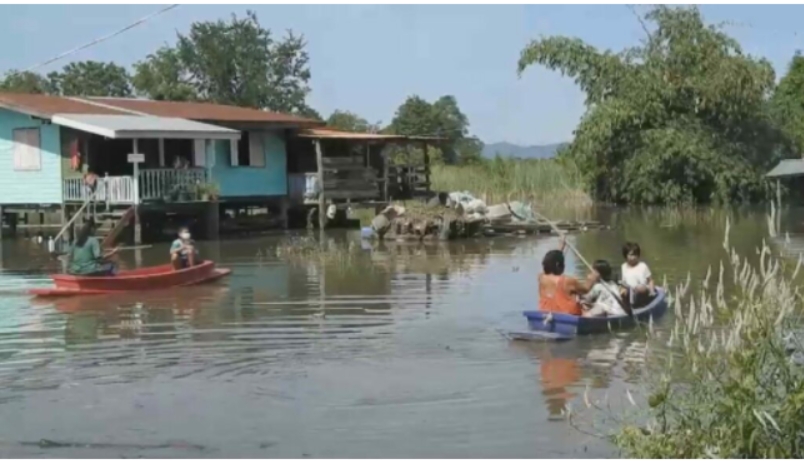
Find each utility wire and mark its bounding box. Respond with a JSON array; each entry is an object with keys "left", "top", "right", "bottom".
[{"left": 23, "top": 4, "right": 179, "bottom": 73}]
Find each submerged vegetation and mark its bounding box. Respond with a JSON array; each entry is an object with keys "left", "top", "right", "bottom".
[{"left": 570, "top": 222, "right": 804, "bottom": 458}]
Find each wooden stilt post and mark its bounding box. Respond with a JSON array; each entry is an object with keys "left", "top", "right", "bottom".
[
  {"left": 777, "top": 179, "right": 782, "bottom": 233},
  {"left": 206, "top": 201, "right": 220, "bottom": 240},
  {"left": 383, "top": 148, "right": 389, "bottom": 202},
  {"left": 132, "top": 139, "right": 142, "bottom": 245},
  {"left": 280, "top": 197, "right": 289, "bottom": 230},
  {"left": 423, "top": 141, "right": 430, "bottom": 196},
  {"left": 315, "top": 139, "right": 326, "bottom": 230}
]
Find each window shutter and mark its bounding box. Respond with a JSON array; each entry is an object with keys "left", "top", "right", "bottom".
[
  {"left": 13, "top": 128, "right": 41, "bottom": 171},
  {"left": 249, "top": 132, "right": 265, "bottom": 167},
  {"left": 193, "top": 139, "right": 207, "bottom": 167},
  {"left": 230, "top": 139, "right": 239, "bottom": 166}
]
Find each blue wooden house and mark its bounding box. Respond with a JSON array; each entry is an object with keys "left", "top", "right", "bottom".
[{"left": 0, "top": 93, "right": 322, "bottom": 243}]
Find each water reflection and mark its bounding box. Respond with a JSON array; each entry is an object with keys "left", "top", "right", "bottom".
[{"left": 0, "top": 208, "right": 787, "bottom": 457}]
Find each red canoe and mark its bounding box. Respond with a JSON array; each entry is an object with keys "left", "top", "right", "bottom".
[{"left": 29, "top": 260, "right": 231, "bottom": 297}]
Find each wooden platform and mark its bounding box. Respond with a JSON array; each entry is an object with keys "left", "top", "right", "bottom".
[{"left": 485, "top": 220, "right": 604, "bottom": 235}]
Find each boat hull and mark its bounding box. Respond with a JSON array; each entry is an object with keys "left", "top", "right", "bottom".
[
  {"left": 521, "top": 287, "right": 668, "bottom": 340},
  {"left": 29, "top": 261, "right": 231, "bottom": 297}
]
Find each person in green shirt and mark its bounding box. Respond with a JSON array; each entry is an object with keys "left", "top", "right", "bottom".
[{"left": 66, "top": 221, "right": 118, "bottom": 276}]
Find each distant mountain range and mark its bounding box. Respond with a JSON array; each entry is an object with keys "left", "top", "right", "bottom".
[{"left": 481, "top": 142, "right": 569, "bottom": 160}]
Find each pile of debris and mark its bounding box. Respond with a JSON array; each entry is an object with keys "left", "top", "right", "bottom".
[{"left": 363, "top": 191, "right": 543, "bottom": 241}]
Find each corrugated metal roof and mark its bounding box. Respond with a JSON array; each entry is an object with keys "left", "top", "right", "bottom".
[
  {"left": 92, "top": 97, "right": 323, "bottom": 126},
  {"left": 0, "top": 92, "right": 127, "bottom": 118},
  {"left": 295, "top": 128, "right": 406, "bottom": 140},
  {"left": 51, "top": 114, "right": 241, "bottom": 140},
  {"left": 296, "top": 128, "right": 444, "bottom": 141},
  {"left": 766, "top": 159, "right": 804, "bottom": 178}
]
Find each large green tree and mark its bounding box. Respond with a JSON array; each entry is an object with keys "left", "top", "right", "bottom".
[
  {"left": 326, "top": 110, "right": 380, "bottom": 132},
  {"left": 387, "top": 95, "right": 483, "bottom": 164},
  {"left": 519, "top": 6, "right": 785, "bottom": 204},
  {"left": 133, "top": 11, "right": 314, "bottom": 114},
  {"left": 131, "top": 47, "right": 197, "bottom": 101},
  {"left": 770, "top": 53, "right": 804, "bottom": 156},
  {"left": 47, "top": 61, "right": 132, "bottom": 97},
  {"left": 0, "top": 70, "right": 54, "bottom": 94}
]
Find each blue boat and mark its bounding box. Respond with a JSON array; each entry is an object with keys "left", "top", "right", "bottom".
[{"left": 520, "top": 288, "right": 668, "bottom": 340}]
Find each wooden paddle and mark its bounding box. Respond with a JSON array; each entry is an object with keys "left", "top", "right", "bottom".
[{"left": 528, "top": 206, "right": 633, "bottom": 317}]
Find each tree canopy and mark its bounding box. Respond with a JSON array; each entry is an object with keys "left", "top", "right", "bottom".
[
  {"left": 0, "top": 70, "right": 53, "bottom": 94},
  {"left": 132, "top": 11, "right": 314, "bottom": 114},
  {"left": 47, "top": 61, "right": 132, "bottom": 97},
  {"left": 770, "top": 52, "right": 804, "bottom": 157},
  {"left": 326, "top": 110, "right": 380, "bottom": 133},
  {"left": 519, "top": 6, "right": 787, "bottom": 204},
  {"left": 386, "top": 95, "right": 483, "bottom": 164}
]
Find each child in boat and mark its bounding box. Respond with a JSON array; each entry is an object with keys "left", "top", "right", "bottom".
[
  {"left": 538, "top": 234, "right": 598, "bottom": 316},
  {"left": 621, "top": 241, "right": 656, "bottom": 308},
  {"left": 581, "top": 260, "right": 628, "bottom": 317},
  {"left": 66, "top": 221, "right": 119, "bottom": 276},
  {"left": 170, "top": 226, "right": 198, "bottom": 270}
]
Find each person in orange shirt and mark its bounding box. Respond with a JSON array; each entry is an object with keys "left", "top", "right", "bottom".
[{"left": 538, "top": 235, "right": 598, "bottom": 316}]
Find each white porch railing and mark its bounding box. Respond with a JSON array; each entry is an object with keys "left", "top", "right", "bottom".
[
  {"left": 63, "top": 168, "right": 208, "bottom": 204},
  {"left": 63, "top": 175, "right": 136, "bottom": 204},
  {"left": 289, "top": 172, "right": 319, "bottom": 203},
  {"left": 140, "top": 168, "right": 207, "bottom": 201}
]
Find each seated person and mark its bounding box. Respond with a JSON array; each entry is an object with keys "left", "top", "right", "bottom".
[
  {"left": 621, "top": 241, "right": 656, "bottom": 308},
  {"left": 171, "top": 227, "right": 198, "bottom": 269},
  {"left": 66, "top": 221, "right": 118, "bottom": 276},
  {"left": 538, "top": 235, "right": 597, "bottom": 316},
  {"left": 581, "top": 260, "right": 629, "bottom": 317}
]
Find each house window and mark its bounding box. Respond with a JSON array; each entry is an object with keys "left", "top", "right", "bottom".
[
  {"left": 13, "top": 128, "right": 42, "bottom": 171},
  {"left": 231, "top": 130, "right": 265, "bottom": 167}
]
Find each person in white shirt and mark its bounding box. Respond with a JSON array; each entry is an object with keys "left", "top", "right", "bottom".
[
  {"left": 621, "top": 241, "right": 655, "bottom": 307},
  {"left": 582, "top": 260, "right": 628, "bottom": 317}
]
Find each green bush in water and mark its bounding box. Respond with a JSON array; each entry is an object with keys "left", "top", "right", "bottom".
[{"left": 573, "top": 222, "right": 804, "bottom": 457}]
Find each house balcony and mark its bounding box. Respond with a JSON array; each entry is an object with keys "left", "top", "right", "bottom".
[{"left": 63, "top": 168, "right": 209, "bottom": 205}]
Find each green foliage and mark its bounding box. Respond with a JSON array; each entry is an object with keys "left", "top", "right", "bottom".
[
  {"left": 604, "top": 235, "right": 804, "bottom": 458},
  {"left": 326, "top": 110, "right": 380, "bottom": 132},
  {"left": 133, "top": 10, "right": 314, "bottom": 114},
  {"left": 0, "top": 70, "right": 54, "bottom": 94},
  {"left": 386, "top": 95, "right": 483, "bottom": 165},
  {"left": 47, "top": 61, "right": 132, "bottom": 97},
  {"left": 770, "top": 52, "right": 804, "bottom": 156},
  {"left": 519, "top": 6, "right": 786, "bottom": 204},
  {"left": 430, "top": 157, "right": 591, "bottom": 206},
  {"left": 131, "top": 47, "right": 197, "bottom": 101}
]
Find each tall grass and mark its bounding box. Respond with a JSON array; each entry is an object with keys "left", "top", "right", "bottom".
[
  {"left": 570, "top": 221, "right": 804, "bottom": 458},
  {"left": 430, "top": 157, "right": 592, "bottom": 208}
]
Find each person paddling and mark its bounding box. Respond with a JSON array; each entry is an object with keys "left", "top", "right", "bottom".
[
  {"left": 66, "top": 221, "right": 119, "bottom": 276},
  {"left": 538, "top": 235, "right": 597, "bottom": 316}
]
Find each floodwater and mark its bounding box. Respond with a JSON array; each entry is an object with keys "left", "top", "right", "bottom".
[{"left": 0, "top": 207, "right": 795, "bottom": 458}]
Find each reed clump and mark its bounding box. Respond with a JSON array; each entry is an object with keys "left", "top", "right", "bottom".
[
  {"left": 570, "top": 220, "right": 804, "bottom": 458},
  {"left": 430, "top": 157, "right": 592, "bottom": 208}
]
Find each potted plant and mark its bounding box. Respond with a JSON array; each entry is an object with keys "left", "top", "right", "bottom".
[
  {"left": 195, "top": 181, "right": 220, "bottom": 202},
  {"left": 206, "top": 182, "right": 220, "bottom": 202}
]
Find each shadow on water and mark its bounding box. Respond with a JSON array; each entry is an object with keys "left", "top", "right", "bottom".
[{"left": 0, "top": 206, "right": 788, "bottom": 457}]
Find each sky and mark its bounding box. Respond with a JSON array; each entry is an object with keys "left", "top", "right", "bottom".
[{"left": 1, "top": 4, "right": 803, "bottom": 146}]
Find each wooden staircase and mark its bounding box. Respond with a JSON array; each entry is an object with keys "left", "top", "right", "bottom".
[{"left": 95, "top": 207, "right": 135, "bottom": 249}]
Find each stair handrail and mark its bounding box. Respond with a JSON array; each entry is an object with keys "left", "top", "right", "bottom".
[{"left": 53, "top": 189, "right": 98, "bottom": 247}]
